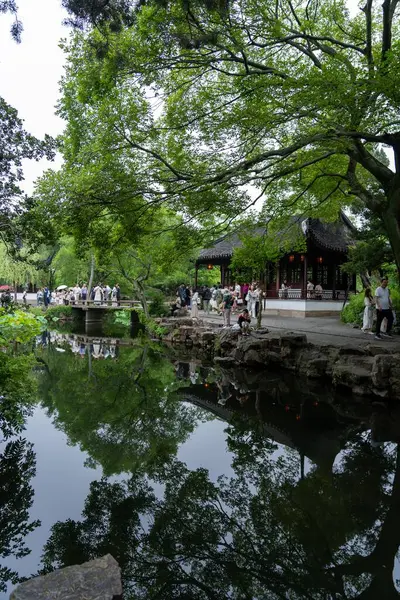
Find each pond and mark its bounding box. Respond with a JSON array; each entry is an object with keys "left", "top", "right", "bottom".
[{"left": 1, "top": 330, "right": 400, "bottom": 599}]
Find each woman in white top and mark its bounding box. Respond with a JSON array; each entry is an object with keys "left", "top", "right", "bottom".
[
  {"left": 362, "top": 287, "right": 374, "bottom": 333},
  {"left": 93, "top": 284, "right": 103, "bottom": 305},
  {"left": 247, "top": 285, "right": 257, "bottom": 318},
  {"left": 191, "top": 290, "right": 200, "bottom": 318}
]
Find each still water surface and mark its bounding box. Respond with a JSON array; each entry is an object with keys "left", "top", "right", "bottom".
[{"left": 1, "top": 332, "right": 400, "bottom": 599}]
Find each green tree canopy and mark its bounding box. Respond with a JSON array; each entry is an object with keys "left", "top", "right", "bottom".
[{"left": 48, "top": 0, "right": 400, "bottom": 279}]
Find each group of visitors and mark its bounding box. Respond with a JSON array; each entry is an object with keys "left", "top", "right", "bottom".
[
  {"left": 37, "top": 331, "right": 121, "bottom": 359},
  {"left": 306, "top": 280, "right": 324, "bottom": 299},
  {"left": 36, "top": 283, "right": 122, "bottom": 307},
  {"left": 35, "top": 287, "right": 52, "bottom": 306},
  {"left": 175, "top": 281, "right": 260, "bottom": 333},
  {"left": 362, "top": 277, "right": 395, "bottom": 340}
]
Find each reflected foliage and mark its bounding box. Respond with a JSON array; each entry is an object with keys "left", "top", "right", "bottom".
[
  {"left": 36, "top": 340, "right": 205, "bottom": 476},
  {"left": 0, "top": 438, "right": 40, "bottom": 592},
  {"left": 0, "top": 352, "right": 37, "bottom": 438},
  {"left": 0, "top": 351, "right": 40, "bottom": 592},
  {"left": 41, "top": 429, "right": 400, "bottom": 599}
]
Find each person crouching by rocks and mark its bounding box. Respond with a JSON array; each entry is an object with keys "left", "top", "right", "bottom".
[{"left": 238, "top": 308, "right": 251, "bottom": 335}]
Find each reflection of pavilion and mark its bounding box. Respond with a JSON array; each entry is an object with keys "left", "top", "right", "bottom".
[{"left": 181, "top": 380, "right": 363, "bottom": 472}]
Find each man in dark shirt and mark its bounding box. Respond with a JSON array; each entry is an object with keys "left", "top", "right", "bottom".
[{"left": 238, "top": 308, "right": 251, "bottom": 335}]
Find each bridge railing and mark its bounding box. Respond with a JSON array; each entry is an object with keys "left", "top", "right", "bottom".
[{"left": 70, "top": 299, "right": 142, "bottom": 308}]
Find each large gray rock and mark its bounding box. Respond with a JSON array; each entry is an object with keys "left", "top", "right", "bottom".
[{"left": 10, "top": 554, "right": 122, "bottom": 600}]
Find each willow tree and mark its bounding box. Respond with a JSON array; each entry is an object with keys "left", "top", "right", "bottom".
[{"left": 54, "top": 0, "right": 400, "bottom": 279}]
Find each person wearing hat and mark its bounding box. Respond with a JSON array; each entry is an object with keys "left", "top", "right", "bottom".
[{"left": 374, "top": 277, "right": 394, "bottom": 340}]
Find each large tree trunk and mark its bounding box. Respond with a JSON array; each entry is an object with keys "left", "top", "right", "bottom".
[
  {"left": 87, "top": 254, "right": 95, "bottom": 304},
  {"left": 382, "top": 206, "right": 400, "bottom": 283},
  {"left": 360, "top": 272, "right": 371, "bottom": 289},
  {"left": 257, "top": 292, "right": 263, "bottom": 329},
  {"left": 134, "top": 280, "right": 149, "bottom": 317}
]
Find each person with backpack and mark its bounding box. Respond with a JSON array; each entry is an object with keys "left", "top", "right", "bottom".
[
  {"left": 202, "top": 286, "right": 212, "bottom": 314},
  {"left": 222, "top": 288, "right": 234, "bottom": 327}
]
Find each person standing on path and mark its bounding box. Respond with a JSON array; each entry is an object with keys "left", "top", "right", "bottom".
[
  {"left": 247, "top": 285, "right": 257, "bottom": 318},
  {"left": 202, "top": 286, "right": 212, "bottom": 314},
  {"left": 222, "top": 288, "right": 234, "bottom": 327},
  {"left": 93, "top": 283, "right": 103, "bottom": 305},
  {"left": 362, "top": 287, "right": 374, "bottom": 333},
  {"left": 81, "top": 283, "right": 88, "bottom": 303},
  {"left": 374, "top": 277, "right": 394, "bottom": 340},
  {"left": 191, "top": 289, "right": 200, "bottom": 319}
]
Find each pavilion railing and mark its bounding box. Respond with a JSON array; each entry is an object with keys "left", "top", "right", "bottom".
[{"left": 265, "top": 289, "right": 347, "bottom": 301}]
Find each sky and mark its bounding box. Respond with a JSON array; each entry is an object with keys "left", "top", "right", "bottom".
[
  {"left": 0, "top": 0, "right": 68, "bottom": 194},
  {"left": 0, "top": 0, "right": 362, "bottom": 196}
]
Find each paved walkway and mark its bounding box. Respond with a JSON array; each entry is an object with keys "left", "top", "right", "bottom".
[{"left": 199, "top": 311, "right": 400, "bottom": 349}]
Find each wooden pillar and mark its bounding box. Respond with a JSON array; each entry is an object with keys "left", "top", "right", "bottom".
[
  {"left": 332, "top": 263, "right": 336, "bottom": 299},
  {"left": 303, "top": 255, "right": 308, "bottom": 299},
  {"left": 276, "top": 262, "right": 280, "bottom": 293},
  {"left": 220, "top": 264, "right": 225, "bottom": 286}
]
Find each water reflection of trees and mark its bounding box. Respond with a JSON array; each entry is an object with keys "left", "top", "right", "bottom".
[
  {"left": 36, "top": 341, "right": 207, "bottom": 476},
  {"left": 0, "top": 353, "right": 39, "bottom": 592},
  {"left": 33, "top": 342, "right": 400, "bottom": 597},
  {"left": 40, "top": 433, "right": 400, "bottom": 598}
]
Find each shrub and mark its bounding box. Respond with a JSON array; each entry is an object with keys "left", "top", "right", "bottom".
[
  {"left": 148, "top": 290, "right": 168, "bottom": 317},
  {"left": 45, "top": 305, "right": 73, "bottom": 321},
  {"left": 341, "top": 293, "right": 364, "bottom": 325},
  {"left": 0, "top": 310, "right": 46, "bottom": 345},
  {"left": 26, "top": 306, "right": 45, "bottom": 317}
]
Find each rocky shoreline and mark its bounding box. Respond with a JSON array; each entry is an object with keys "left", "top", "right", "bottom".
[{"left": 156, "top": 317, "right": 400, "bottom": 399}]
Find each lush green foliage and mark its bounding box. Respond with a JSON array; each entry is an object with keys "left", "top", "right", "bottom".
[
  {"left": 37, "top": 0, "right": 400, "bottom": 281},
  {"left": 0, "top": 310, "right": 46, "bottom": 346},
  {"left": 0, "top": 350, "right": 41, "bottom": 591},
  {"left": 147, "top": 290, "right": 168, "bottom": 317},
  {"left": 341, "top": 293, "right": 365, "bottom": 326},
  {"left": 44, "top": 305, "right": 74, "bottom": 321}
]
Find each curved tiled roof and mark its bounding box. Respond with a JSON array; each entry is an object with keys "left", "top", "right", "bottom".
[
  {"left": 198, "top": 227, "right": 265, "bottom": 261},
  {"left": 197, "top": 213, "right": 355, "bottom": 262},
  {"left": 306, "top": 212, "right": 355, "bottom": 252}
]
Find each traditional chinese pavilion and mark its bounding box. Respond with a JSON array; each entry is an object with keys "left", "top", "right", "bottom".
[{"left": 195, "top": 212, "right": 357, "bottom": 317}]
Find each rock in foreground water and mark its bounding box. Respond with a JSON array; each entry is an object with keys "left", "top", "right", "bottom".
[{"left": 10, "top": 554, "right": 122, "bottom": 600}]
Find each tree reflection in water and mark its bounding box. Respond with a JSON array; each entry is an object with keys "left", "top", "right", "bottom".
[
  {"left": 36, "top": 337, "right": 400, "bottom": 599},
  {"left": 0, "top": 353, "right": 40, "bottom": 592}
]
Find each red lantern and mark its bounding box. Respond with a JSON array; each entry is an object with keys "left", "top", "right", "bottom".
[
  {"left": 207, "top": 264, "right": 213, "bottom": 270},
  {"left": 317, "top": 256, "right": 323, "bottom": 264},
  {"left": 289, "top": 254, "right": 295, "bottom": 263},
  {"left": 300, "top": 255, "right": 304, "bottom": 262}
]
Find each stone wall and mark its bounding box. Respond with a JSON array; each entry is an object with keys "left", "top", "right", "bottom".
[{"left": 157, "top": 318, "right": 400, "bottom": 399}]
